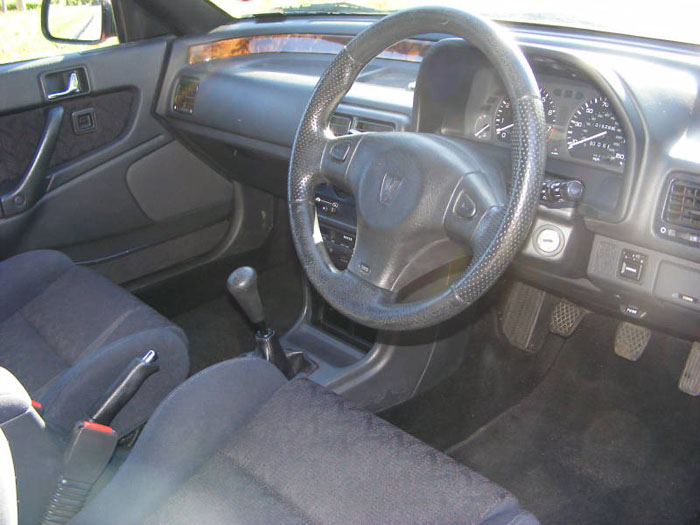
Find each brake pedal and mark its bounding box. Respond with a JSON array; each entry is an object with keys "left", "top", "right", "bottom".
[
  {"left": 500, "top": 282, "right": 548, "bottom": 352},
  {"left": 614, "top": 322, "right": 651, "bottom": 362},
  {"left": 679, "top": 342, "right": 700, "bottom": 396},
  {"left": 549, "top": 300, "right": 588, "bottom": 337}
]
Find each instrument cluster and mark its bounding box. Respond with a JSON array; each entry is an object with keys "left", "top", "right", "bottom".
[{"left": 456, "top": 68, "right": 627, "bottom": 172}]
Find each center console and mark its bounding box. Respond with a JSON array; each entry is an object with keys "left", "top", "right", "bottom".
[{"left": 315, "top": 183, "right": 357, "bottom": 270}]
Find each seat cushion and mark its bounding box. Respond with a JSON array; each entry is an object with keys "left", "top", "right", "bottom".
[
  {"left": 0, "top": 250, "right": 189, "bottom": 434},
  {"left": 72, "top": 358, "right": 537, "bottom": 524}
]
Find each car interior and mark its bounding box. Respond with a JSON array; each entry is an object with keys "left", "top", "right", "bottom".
[{"left": 0, "top": 0, "right": 699, "bottom": 523}]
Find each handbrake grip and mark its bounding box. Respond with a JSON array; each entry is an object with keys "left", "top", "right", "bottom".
[{"left": 88, "top": 350, "right": 159, "bottom": 426}]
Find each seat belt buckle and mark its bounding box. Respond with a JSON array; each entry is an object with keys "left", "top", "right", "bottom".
[
  {"left": 42, "top": 421, "right": 119, "bottom": 523},
  {"left": 63, "top": 421, "right": 119, "bottom": 484}
]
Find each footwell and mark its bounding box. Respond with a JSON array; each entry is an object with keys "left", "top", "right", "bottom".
[{"left": 448, "top": 314, "right": 700, "bottom": 524}]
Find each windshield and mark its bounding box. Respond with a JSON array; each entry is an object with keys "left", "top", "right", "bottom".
[{"left": 210, "top": 0, "right": 700, "bottom": 47}]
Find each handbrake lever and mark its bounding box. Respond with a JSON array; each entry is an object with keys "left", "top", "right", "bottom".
[{"left": 88, "top": 350, "right": 160, "bottom": 426}]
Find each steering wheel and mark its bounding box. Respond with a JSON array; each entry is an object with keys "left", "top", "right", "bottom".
[{"left": 288, "top": 7, "right": 546, "bottom": 331}]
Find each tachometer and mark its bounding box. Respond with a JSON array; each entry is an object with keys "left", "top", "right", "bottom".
[
  {"left": 566, "top": 96, "right": 626, "bottom": 169},
  {"left": 494, "top": 88, "right": 556, "bottom": 142}
]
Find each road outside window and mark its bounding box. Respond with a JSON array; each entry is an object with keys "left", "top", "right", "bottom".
[{"left": 0, "top": 0, "right": 117, "bottom": 65}]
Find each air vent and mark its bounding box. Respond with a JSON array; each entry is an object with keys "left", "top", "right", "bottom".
[
  {"left": 329, "top": 113, "right": 396, "bottom": 136},
  {"left": 354, "top": 118, "right": 395, "bottom": 133},
  {"left": 664, "top": 179, "right": 700, "bottom": 231},
  {"left": 172, "top": 77, "right": 199, "bottom": 115},
  {"left": 330, "top": 114, "right": 352, "bottom": 136}
]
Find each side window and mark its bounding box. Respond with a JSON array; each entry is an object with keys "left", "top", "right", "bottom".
[{"left": 0, "top": 0, "right": 118, "bottom": 66}]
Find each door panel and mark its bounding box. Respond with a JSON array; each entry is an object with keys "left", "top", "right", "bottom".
[
  {"left": 0, "top": 38, "right": 251, "bottom": 283},
  {"left": 0, "top": 89, "right": 135, "bottom": 186}
]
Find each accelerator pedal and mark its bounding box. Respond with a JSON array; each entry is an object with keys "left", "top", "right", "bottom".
[
  {"left": 614, "top": 322, "right": 651, "bottom": 362},
  {"left": 679, "top": 342, "right": 700, "bottom": 396},
  {"left": 500, "top": 282, "right": 548, "bottom": 353},
  {"left": 549, "top": 300, "right": 588, "bottom": 337}
]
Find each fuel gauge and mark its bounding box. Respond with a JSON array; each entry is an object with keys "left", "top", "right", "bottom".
[{"left": 473, "top": 114, "right": 491, "bottom": 141}]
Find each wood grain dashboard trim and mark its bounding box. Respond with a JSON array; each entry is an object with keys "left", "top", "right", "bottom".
[{"left": 188, "top": 33, "right": 430, "bottom": 65}]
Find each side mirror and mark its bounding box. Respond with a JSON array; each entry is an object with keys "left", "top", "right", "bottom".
[{"left": 41, "top": 0, "right": 117, "bottom": 45}]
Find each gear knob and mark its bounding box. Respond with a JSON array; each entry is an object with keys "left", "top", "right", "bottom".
[{"left": 227, "top": 267, "right": 266, "bottom": 331}]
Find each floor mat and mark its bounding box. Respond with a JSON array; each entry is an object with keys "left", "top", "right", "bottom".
[
  {"left": 448, "top": 314, "right": 700, "bottom": 525},
  {"left": 173, "top": 263, "right": 304, "bottom": 374},
  {"left": 381, "top": 305, "right": 563, "bottom": 451}
]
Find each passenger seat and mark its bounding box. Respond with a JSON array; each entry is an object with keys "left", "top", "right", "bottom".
[{"left": 0, "top": 250, "right": 189, "bottom": 436}]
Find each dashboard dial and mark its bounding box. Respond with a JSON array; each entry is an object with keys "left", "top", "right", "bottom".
[
  {"left": 494, "top": 88, "right": 556, "bottom": 142},
  {"left": 473, "top": 113, "right": 491, "bottom": 140},
  {"left": 494, "top": 99, "right": 513, "bottom": 142},
  {"left": 566, "top": 96, "right": 626, "bottom": 169}
]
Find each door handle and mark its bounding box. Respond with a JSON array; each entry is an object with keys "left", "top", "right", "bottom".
[
  {"left": 0, "top": 106, "right": 64, "bottom": 218},
  {"left": 47, "top": 71, "right": 81, "bottom": 100}
]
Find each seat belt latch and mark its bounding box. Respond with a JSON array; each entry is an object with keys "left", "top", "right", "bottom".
[{"left": 41, "top": 421, "right": 119, "bottom": 524}]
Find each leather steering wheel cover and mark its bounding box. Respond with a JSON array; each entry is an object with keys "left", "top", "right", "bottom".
[{"left": 289, "top": 7, "right": 546, "bottom": 330}]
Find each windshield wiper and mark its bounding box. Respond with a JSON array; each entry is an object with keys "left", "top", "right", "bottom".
[{"left": 251, "top": 2, "right": 386, "bottom": 18}]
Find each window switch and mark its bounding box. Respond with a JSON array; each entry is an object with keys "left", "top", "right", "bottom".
[{"left": 72, "top": 108, "right": 96, "bottom": 135}]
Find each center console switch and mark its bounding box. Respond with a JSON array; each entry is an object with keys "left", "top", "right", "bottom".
[{"left": 315, "top": 184, "right": 357, "bottom": 270}]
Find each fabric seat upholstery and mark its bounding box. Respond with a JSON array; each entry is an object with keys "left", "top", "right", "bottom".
[
  {"left": 0, "top": 430, "right": 17, "bottom": 525},
  {"left": 0, "top": 250, "right": 189, "bottom": 435},
  {"left": 72, "top": 358, "right": 538, "bottom": 524}
]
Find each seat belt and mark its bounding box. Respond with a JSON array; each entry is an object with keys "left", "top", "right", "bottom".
[{"left": 41, "top": 351, "right": 159, "bottom": 524}]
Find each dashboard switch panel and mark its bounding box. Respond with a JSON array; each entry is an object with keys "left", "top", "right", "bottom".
[
  {"left": 541, "top": 177, "right": 584, "bottom": 206},
  {"left": 619, "top": 249, "right": 646, "bottom": 282},
  {"left": 315, "top": 184, "right": 357, "bottom": 270}
]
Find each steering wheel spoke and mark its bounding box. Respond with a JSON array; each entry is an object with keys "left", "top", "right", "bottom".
[
  {"left": 443, "top": 171, "right": 507, "bottom": 252},
  {"left": 342, "top": 267, "right": 398, "bottom": 306},
  {"left": 319, "top": 134, "right": 363, "bottom": 193}
]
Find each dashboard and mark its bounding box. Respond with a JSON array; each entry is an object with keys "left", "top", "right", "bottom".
[{"left": 154, "top": 16, "right": 700, "bottom": 341}]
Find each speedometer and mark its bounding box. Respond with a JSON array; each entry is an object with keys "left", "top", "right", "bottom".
[{"left": 566, "top": 96, "right": 626, "bottom": 169}]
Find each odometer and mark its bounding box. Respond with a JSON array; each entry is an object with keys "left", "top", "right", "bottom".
[{"left": 567, "top": 96, "right": 626, "bottom": 169}]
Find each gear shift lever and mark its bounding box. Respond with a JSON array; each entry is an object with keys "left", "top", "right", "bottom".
[
  {"left": 227, "top": 267, "right": 293, "bottom": 378},
  {"left": 227, "top": 266, "right": 267, "bottom": 333}
]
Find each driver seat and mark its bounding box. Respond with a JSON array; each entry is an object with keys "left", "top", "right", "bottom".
[{"left": 67, "top": 357, "right": 538, "bottom": 524}]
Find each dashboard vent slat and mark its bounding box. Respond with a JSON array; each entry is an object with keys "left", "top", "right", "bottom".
[
  {"left": 354, "top": 118, "right": 395, "bottom": 133},
  {"left": 330, "top": 113, "right": 396, "bottom": 136},
  {"left": 664, "top": 180, "right": 700, "bottom": 230},
  {"left": 330, "top": 114, "right": 352, "bottom": 136},
  {"left": 172, "top": 77, "right": 199, "bottom": 115}
]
